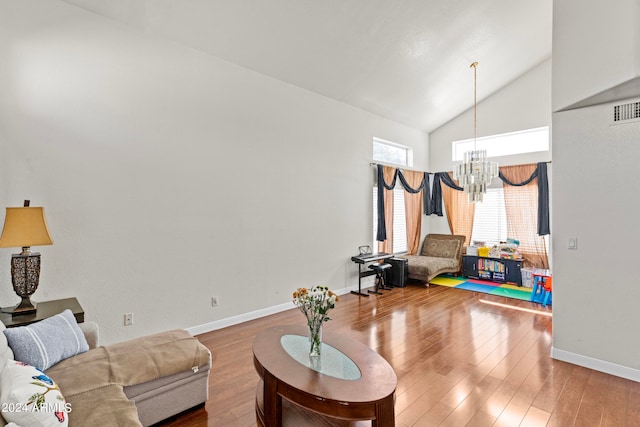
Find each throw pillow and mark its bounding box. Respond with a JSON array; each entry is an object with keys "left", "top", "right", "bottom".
[
  {"left": 0, "top": 359, "right": 69, "bottom": 426},
  {"left": 3, "top": 309, "right": 89, "bottom": 371},
  {"left": 421, "top": 238, "right": 460, "bottom": 259}
]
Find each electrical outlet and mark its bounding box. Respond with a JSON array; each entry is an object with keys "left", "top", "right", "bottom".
[
  {"left": 568, "top": 237, "right": 578, "bottom": 250},
  {"left": 124, "top": 313, "right": 133, "bottom": 326},
  {"left": 211, "top": 296, "right": 219, "bottom": 307}
]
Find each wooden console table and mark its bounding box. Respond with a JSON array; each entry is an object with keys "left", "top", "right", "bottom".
[{"left": 0, "top": 297, "right": 84, "bottom": 328}]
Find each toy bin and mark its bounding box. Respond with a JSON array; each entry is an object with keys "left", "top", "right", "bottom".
[{"left": 478, "top": 247, "right": 490, "bottom": 257}]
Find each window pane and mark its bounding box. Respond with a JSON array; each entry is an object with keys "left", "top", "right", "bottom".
[
  {"left": 504, "top": 184, "right": 545, "bottom": 255},
  {"left": 373, "top": 138, "right": 412, "bottom": 167},
  {"left": 452, "top": 127, "right": 549, "bottom": 161},
  {"left": 471, "top": 188, "right": 507, "bottom": 246},
  {"left": 372, "top": 186, "right": 407, "bottom": 253},
  {"left": 471, "top": 186, "right": 549, "bottom": 259},
  {"left": 392, "top": 187, "right": 406, "bottom": 253}
]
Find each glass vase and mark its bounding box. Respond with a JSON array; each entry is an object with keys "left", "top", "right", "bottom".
[{"left": 308, "top": 320, "right": 323, "bottom": 357}]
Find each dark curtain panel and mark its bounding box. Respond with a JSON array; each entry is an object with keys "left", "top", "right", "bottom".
[
  {"left": 430, "top": 173, "right": 443, "bottom": 216},
  {"left": 428, "top": 172, "right": 462, "bottom": 217},
  {"left": 423, "top": 172, "right": 432, "bottom": 215},
  {"left": 376, "top": 165, "right": 387, "bottom": 241},
  {"left": 536, "top": 162, "right": 550, "bottom": 235}
]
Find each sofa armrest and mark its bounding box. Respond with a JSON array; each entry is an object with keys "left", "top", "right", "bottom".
[{"left": 78, "top": 321, "right": 99, "bottom": 349}]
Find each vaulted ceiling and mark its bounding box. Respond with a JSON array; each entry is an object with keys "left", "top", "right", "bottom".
[{"left": 60, "top": 0, "right": 552, "bottom": 133}]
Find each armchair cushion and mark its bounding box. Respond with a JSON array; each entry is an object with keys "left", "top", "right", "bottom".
[{"left": 421, "top": 237, "right": 461, "bottom": 259}]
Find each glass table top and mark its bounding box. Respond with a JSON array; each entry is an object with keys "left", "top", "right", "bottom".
[{"left": 280, "top": 334, "right": 361, "bottom": 380}]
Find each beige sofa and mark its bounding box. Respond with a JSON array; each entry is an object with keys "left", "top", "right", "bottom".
[
  {"left": 0, "top": 318, "right": 211, "bottom": 426},
  {"left": 402, "top": 234, "right": 466, "bottom": 283}
]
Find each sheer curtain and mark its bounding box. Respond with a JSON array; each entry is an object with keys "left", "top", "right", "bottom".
[
  {"left": 378, "top": 166, "right": 396, "bottom": 254},
  {"left": 403, "top": 170, "right": 424, "bottom": 255},
  {"left": 442, "top": 172, "right": 475, "bottom": 245},
  {"left": 500, "top": 164, "right": 549, "bottom": 268}
]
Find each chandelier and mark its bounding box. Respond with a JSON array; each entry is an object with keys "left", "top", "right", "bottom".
[{"left": 453, "top": 62, "right": 498, "bottom": 202}]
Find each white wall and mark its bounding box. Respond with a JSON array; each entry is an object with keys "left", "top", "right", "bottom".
[
  {"left": 553, "top": 0, "right": 640, "bottom": 111},
  {"left": 552, "top": 103, "right": 640, "bottom": 374},
  {"left": 427, "top": 59, "right": 552, "bottom": 234},
  {"left": 0, "top": 0, "right": 428, "bottom": 344},
  {"left": 551, "top": 0, "right": 640, "bottom": 380}
]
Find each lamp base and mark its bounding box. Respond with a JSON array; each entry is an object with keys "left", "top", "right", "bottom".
[
  {"left": 0, "top": 297, "right": 37, "bottom": 316},
  {"left": 4, "top": 252, "right": 41, "bottom": 316}
]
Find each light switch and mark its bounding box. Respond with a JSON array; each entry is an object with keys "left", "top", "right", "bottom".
[{"left": 568, "top": 237, "right": 578, "bottom": 250}]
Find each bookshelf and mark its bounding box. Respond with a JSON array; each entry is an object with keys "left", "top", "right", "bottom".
[{"left": 462, "top": 255, "right": 523, "bottom": 285}]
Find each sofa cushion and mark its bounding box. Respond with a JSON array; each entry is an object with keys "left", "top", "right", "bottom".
[
  {"left": 3, "top": 309, "right": 89, "bottom": 371},
  {"left": 421, "top": 237, "right": 460, "bottom": 259},
  {"left": 0, "top": 360, "right": 69, "bottom": 427},
  {"left": 47, "top": 329, "right": 211, "bottom": 396}
]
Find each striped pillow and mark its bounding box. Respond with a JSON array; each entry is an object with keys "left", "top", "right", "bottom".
[{"left": 3, "top": 309, "right": 89, "bottom": 371}]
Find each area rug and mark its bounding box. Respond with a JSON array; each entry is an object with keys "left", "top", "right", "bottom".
[{"left": 429, "top": 276, "right": 533, "bottom": 302}]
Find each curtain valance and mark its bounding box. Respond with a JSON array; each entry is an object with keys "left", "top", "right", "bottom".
[
  {"left": 375, "top": 162, "right": 550, "bottom": 242},
  {"left": 375, "top": 166, "right": 431, "bottom": 241}
]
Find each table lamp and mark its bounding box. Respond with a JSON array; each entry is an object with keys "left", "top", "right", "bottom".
[{"left": 0, "top": 200, "right": 53, "bottom": 315}]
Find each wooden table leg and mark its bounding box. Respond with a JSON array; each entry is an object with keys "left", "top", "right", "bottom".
[
  {"left": 263, "top": 371, "right": 282, "bottom": 427},
  {"left": 373, "top": 394, "right": 396, "bottom": 426}
]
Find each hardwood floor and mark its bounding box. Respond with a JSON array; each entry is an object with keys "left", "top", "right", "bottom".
[{"left": 157, "top": 282, "right": 640, "bottom": 427}]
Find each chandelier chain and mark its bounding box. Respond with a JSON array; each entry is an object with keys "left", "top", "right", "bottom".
[
  {"left": 452, "top": 60, "right": 498, "bottom": 203},
  {"left": 471, "top": 61, "right": 478, "bottom": 146}
]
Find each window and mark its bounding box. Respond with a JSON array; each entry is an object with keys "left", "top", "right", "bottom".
[
  {"left": 372, "top": 137, "right": 412, "bottom": 253},
  {"left": 452, "top": 126, "right": 549, "bottom": 161},
  {"left": 470, "top": 188, "right": 507, "bottom": 246},
  {"left": 372, "top": 186, "right": 407, "bottom": 253},
  {"left": 471, "top": 186, "right": 549, "bottom": 256},
  {"left": 373, "top": 138, "right": 413, "bottom": 167}
]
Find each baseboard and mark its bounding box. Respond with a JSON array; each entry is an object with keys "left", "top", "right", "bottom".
[
  {"left": 551, "top": 347, "right": 640, "bottom": 382},
  {"left": 185, "top": 285, "right": 357, "bottom": 336}
]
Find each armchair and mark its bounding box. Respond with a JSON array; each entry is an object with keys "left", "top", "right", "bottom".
[{"left": 402, "top": 234, "right": 466, "bottom": 284}]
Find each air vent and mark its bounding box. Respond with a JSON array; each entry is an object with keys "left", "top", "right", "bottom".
[{"left": 612, "top": 101, "right": 640, "bottom": 124}]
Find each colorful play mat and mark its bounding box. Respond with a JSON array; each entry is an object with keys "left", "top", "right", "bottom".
[{"left": 429, "top": 276, "right": 534, "bottom": 302}]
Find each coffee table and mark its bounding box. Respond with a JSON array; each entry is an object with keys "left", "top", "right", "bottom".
[{"left": 252, "top": 324, "right": 397, "bottom": 426}]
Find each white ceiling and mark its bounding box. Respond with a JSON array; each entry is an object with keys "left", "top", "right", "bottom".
[{"left": 60, "top": 0, "right": 552, "bottom": 133}]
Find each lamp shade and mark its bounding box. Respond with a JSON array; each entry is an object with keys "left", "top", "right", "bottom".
[{"left": 0, "top": 207, "right": 53, "bottom": 248}]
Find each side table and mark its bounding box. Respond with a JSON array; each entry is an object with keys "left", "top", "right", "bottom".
[{"left": 0, "top": 298, "right": 84, "bottom": 328}]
